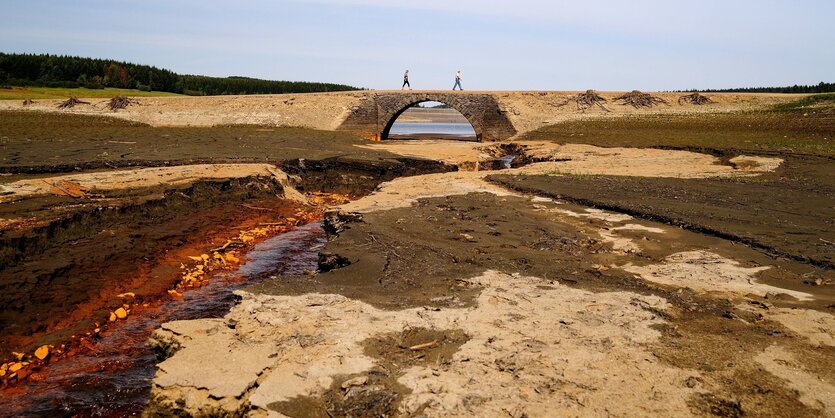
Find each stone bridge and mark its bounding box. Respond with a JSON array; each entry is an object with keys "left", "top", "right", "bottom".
[{"left": 336, "top": 92, "right": 517, "bottom": 142}]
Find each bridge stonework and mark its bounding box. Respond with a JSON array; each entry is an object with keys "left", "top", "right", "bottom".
[{"left": 336, "top": 92, "right": 517, "bottom": 141}]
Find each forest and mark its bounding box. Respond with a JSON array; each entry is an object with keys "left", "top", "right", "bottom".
[
  {"left": 692, "top": 82, "right": 835, "bottom": 94},
  {"left": 0, "top": 53, "right": 359, "bottom": 95}
]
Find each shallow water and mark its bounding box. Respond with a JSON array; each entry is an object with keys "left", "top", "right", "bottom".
[
  {"left": 500, "top": 154, "right": 518, "bottom": 169},
  {"left": 389, "top": 122, "right": 476, "bottom": 140},
  {"left": 0, "top": 223, "right": 326, "bottom": 417}
]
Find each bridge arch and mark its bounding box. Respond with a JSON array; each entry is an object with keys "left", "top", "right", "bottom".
[
  {"left": 381, "top": 99, "right": 481, "bottom": 141},
  {"left": 337, "top": 92, "right": 517, "bottom": 142}
]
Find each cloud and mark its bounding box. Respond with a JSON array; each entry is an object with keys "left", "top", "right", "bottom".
[
  {"left": 289, "top": 0, "right": 832, "bottom": 48},
  {"left": 2, "top": 0, "right": 833, "bottom": 89}
]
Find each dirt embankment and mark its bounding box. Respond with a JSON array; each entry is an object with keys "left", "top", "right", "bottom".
[
  {"left": 491, "top": 91, "right": 806, "bottom": 136},
  {"left": 0, "top": 92, "right": 366, "bottom": 130},
  {"left": 0, "top": 90, "right": 804, "bottom": 137},
  {"left": 0, "top": 172, "right": 294, "bottom": 352}
]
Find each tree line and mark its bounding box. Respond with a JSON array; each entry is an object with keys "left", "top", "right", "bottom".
[
  {"left": 0, "top": 52, "right": 360, "bottom": 95},
  {"left": 687, "top": 82, "right": 835, "bottom": 94}
]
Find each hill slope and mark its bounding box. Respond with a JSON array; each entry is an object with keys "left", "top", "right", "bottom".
[{"left": 0, "top": 52, "right": 360, "bottom": 95}]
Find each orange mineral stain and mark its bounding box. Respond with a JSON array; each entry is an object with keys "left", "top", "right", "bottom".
[
  {"left": 0, "top": 192, "right": 349, "bottom": 391},
  {"left": 114, "top": 308, "right": 128, "bottom": 320},
  {"left": 33, "top": 346, "right": 50, "bottom": 361}
]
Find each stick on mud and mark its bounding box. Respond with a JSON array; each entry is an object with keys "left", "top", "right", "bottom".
[{"left": 408, "top": 340, "right": 439, "bottom": 350}]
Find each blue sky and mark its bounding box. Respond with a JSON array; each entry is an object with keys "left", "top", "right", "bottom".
[{"left": 1, "top": 0, "right": 833, "bottom": 90}]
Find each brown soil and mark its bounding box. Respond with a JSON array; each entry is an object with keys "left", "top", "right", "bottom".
[
  {"left": 282, "top": 155, "right": 452, "bottom": 197},
  {"left": 0, "top": 111, "right": 404, "bottom": 174},
  {"left": 519, "top": 110, "right": 835, "bottom": 158},
  {"left": 269, "top": 328, "right": 469, "bottom": 418},
  {"left": 487, "top": 155, "right": 835, "bottom": 268},
  {"left": 0, "top": 113, "right": 454, "bottom": 373},
  {"left": 247, "top": 193, "right": 620, "bottom": 310},
  {"left": 655, "top": 311, "right": 831, "bottom": 418},
  {"left": 364, "top": 327, "right": 470, "bottom": 371},
  {"left": 226, "top": 191, "right": 835, "bottom": 417},
  {"left": 268, "top": 373, "right": 406, "bottom": 418},
  {"left": 5, "top": 99, "right": 834, "bottom": 416},
  {"left": 0, "top": 177, "right": 297, "bottom": 352}
]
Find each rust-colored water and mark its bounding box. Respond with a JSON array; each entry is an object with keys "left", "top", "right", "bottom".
[{"left": 0, "top": 222, "right": 326, "bottom": 417}]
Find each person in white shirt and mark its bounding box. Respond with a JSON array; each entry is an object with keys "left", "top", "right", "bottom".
[
  {"left": 402, "top": 69, "right": 411, "bottom": 90},
  {"left": 452, "top": 70, "right": 463, "bottom": 91}
]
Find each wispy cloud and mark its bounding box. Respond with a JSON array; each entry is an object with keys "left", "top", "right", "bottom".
[{"left": 1, "top": 0, "right": 833, "bottom": 89}]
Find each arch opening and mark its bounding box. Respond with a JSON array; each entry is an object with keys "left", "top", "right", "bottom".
[{"left": 383, "top": 101, "right": 479, "bottom": 142}]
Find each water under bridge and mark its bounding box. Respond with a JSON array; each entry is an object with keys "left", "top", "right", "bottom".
[{"left": 336, "top": 92, "right": 517, "bottom": 141}]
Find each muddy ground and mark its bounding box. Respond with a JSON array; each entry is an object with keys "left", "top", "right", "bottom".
[
  {"left": 152, "top": 190, "right": 835, "bottom": 417},
  {"left": 0, "top": 178, "right": 299, "bottom": 351},
  {"left": 498, "top": 102, "right": 835, "bottom": 268},
  {"left": 520, "top": 106, "right": 835, "bottom": 157},
  {"left": 250, "top": 192, "right": 622, "bottom": 309},
  {"left": 145, "top": 99, "right": 834, "bottom": 417},
  {"left": 254, "top": 187, "right": 834, "bottom": 308},
  {"left": 2, "top": 98, "right": 834, "bottom": 416},
  {"left": 0, "top": 111, "right": 405, "bottom": 174},
  {"left": 488, "top": 154, "right": 835, "bottom": 269},
  {"left": 0, "top": 111, "right": 451, "bottom": 368}
]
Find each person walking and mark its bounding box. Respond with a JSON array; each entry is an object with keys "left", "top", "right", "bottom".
[
  {"left": 402, "top": 69, "right": 411, "bottom": 90},
  {"left": 452, "top": 70, "right": 463, "bottom": 91}
]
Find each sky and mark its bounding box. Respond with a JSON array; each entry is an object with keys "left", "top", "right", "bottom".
[{"left": 1, "top": 0, "right": 833, "bottom": 91}]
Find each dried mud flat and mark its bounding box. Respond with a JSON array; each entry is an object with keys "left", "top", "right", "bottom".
[
  {"left": 147, "top": 143, "right": 835, "bottom": 417},
  {"left": 0, "top": 113, "right": 451, "bottom": 414},
  {"left": 1, "top": 105, "right": 833, "bottom": 417}
]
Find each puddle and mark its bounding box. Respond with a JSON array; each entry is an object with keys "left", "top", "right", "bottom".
[
  {"left": 499, "top": 154, "right": 518, "bottom": 169},
  {"left": 481, "top": 143, "right": 531, "bottom": 170},
  {"left": 0, "top": 223, "right": 327, "bottom": 417}
]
